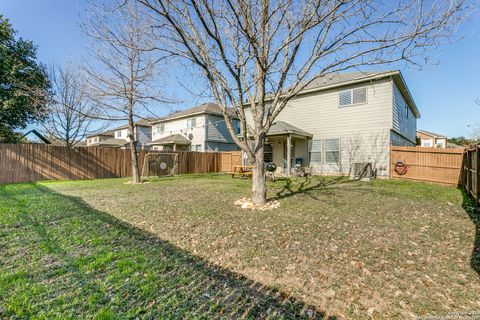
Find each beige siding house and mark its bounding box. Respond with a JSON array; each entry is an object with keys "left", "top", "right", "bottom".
[
  {"left": 149, "top": 103, "right": 240, "bottom": 152},
  {"left": 86, "top": 120, "right": 152, "bottom": 149},
  {"left": 245, "top": 70, "right": 420, "bottom": 177},
  {"left": 416, "top": 130, "right": 447, "bottom": 148}
]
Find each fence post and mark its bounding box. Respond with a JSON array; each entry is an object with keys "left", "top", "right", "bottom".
[
  {"left": 467, "top": 150, "right": 471, "bottom": 195},
  {"left": 476, "top": 146, "right": 480, "bottom": 205}
]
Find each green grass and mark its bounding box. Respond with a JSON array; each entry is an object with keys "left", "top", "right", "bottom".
[{"left": 0, "top": 174, "right": 479, "bottom": 319}]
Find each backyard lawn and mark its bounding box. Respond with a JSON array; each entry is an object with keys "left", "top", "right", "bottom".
[{"left": 1, "top": 174, "right": 479, "bottom": 319}]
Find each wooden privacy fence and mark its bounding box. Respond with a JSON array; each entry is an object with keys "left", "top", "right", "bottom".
[
  {"left": 463, "top": 146, "right": 479, "bottom": 205},
  {"left": 390, "top": 146, "right": 465, "bottom": 185},
  {"left": 218, "top": 151, "right": 242, "bottom": 172},
  {"left": 0, "top": 144, "right": 242, "bottom": 184}
]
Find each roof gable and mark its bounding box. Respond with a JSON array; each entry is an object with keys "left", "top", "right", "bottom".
[
  {"left": 151, "top": 103, "right": 238, "bottom": 124},
  {"left": 417, "top": 130, "right": 447, "bottom": 139}
]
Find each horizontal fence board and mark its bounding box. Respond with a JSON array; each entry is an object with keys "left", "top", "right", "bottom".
[
  {"left": 390, "top": 146, "right": 465, "bottom": 186},
  {"left": 0, "top": 144, "right": 241, "bottom": 184}
]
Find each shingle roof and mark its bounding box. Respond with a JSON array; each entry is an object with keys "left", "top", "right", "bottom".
[
  {"left": 87, "top": 119, "right": 153, "bottom": 139},
  {"left": 417, "top": 130, "right": 447, "bottom": 139},
  {"left": 299, "top": 71, "right": 396, "bottom": 91},
  {"left": 113, "top": 119, "right": 154, "bottom": 131},
  {"left": 90, "top": 138, "right": 129, "bottom": 147},
  {"left": 266, "top": 121, "right": 312, "bottom": 137},
  {"left": 151, "top": 103, "right": 238, "bottom": 124},
  {"left": 86, "top": 129, "right": 115, "bottom": 139},
  {"left": 447, "top": 142, "right": 464, "bottom": 149},
  {"left": 148, "top": 134, "right": 191, "bottom": 146}
]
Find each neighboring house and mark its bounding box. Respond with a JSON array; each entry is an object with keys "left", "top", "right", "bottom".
[
  {"left": 149, "top": 103, "right": 240, "bottom": 152},
  {"left": 416, "top": 130, "right": 447, "bottom": 148},
  {"left": 86, "top": 130, "right": 114, "bottom": 146},
  {"left": 244, "top": 70, "right": 420, "bottom": 177},
  {"left": 86, "top": 120, "right": 152, "bottom": 149},
  {"left": 50, "top": 139, "right": 87, "bottom": 147}
]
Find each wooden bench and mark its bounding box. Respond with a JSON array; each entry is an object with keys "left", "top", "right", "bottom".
[{"left": 229, "top": 165, "right": 254, "bottom": 179}]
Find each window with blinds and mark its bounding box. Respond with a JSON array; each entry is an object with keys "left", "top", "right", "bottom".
[
  {"left": 187, "top": 118, "right": 196, "bottom": 128},
  {"left": 339, "top": 87, "right": 367, "bottom": 107},
  {"left": 309, "top": 139, "right": 322, "bottom": 163},
  {"left": 264, "top": 143, "right": 273, "bottom": 162},
  {"left": 324, "top": 138, "right": 340, "bottom": 163}
]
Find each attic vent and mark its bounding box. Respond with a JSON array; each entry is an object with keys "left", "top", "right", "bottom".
[{"left": 188, "top": 133, "right": 194, "bottom": 140}]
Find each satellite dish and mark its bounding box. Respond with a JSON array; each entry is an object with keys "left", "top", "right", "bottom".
[{"left": 188, "top": 133, "right": 194, "bottom": 140}]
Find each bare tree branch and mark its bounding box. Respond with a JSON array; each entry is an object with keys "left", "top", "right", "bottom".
[
  {"left": 138, "top": 0, "right": 468, "bottom": 203},
  {"left": 41, "top": 63, "right": 107, "bottom": 148},
  {"left": 81, "top": 0, "right": 172, "bottom": 183}
]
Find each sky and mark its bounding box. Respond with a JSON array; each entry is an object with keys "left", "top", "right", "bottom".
[{"left": 1, "top": 0, "right": 479, "bottom": 138}]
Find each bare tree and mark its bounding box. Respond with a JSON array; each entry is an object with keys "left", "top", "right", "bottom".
[
  {"left": 81, "top": 0, "right": 169, "bottom": 183},
  {"left": 138, "top": 0, "right": 467, "bottom": 204},
  {"left": 469, "top": 99, "right": 480, "bottom": 141},
  {"left": 42, "top": 64, "right": 104, "bottom": 148}
]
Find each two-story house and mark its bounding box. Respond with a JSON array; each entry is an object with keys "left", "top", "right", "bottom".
[
  {"left": 148, "top": 103, "right": 240, "bottom": 152},
  {"left": 86, "top": 120, "right": 152, "bottom": 149},
  {"left": 245, "top": 70, "right": 420, "bottom": 177},
  {"left": 416, "top": 130, "right": 447, "bottom": 148}
]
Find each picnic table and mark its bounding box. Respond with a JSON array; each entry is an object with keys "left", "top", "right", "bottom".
[{"left": 229, "top": 165, "right": 254, "bottom": 179}]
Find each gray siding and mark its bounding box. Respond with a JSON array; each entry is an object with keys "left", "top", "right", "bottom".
[
  {"left": 205, "top": 141, "right": 240, "bottom": 151},
  {"left": 390, "top": 130, "right": 415, "bottom": 147},
  {"left": 392, "top": 82, "right": 416, "bottom": 143},
  {"left": 205, "top": 114, "right": 238, "bottom": 143},
  {"left": 136, "top": 126, "right": 152, "bottom": 145}
]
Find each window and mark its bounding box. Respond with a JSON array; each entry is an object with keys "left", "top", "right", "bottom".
[
  {"left": 421, "top": 139, "right": 432, "bottom": 147},
  {"left": 405, "top": 104, "right": 409, "bottom": 119},
  {"left": 339, "top": 90, "right": 352, "bottom": 106},
  {"left": 324, "top": 138, "right": 340, "bottom": 163},
  {"left": 309, "top": 139, "right": 322, "bottom": 163},
  {"left": 115, "top": 131, "right": 121, "bottom": 138},
  {"left": 156, "top": 123, "right": 164, "bottom": 133},
  {"left": 187, "top": 118, "right": 196, "bottom": 128},
  {"left": 436, "top": 139, "right": 445, "bottom": 148},
  {"left": 236, "top": 121, "right": 241, "bottom": 134},
  {"left": 264, "top": 143, "right": 273, "bottom": 162},
  {"left": 339, "top": 87, "right": 367, "bottom": 107}
]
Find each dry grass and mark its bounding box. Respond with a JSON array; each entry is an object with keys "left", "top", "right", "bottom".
[{"left": 1, "top": 174, "right": 479, "bottom": 319}]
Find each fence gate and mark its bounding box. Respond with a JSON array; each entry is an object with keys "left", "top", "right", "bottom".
[{"left": 463, "top": 146, "right": 479, "bottom": 205}]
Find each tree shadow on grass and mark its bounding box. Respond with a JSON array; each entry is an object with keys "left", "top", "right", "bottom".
[
  {"left": 0, "top": 183, "right": 336, "bottom": 319},
  {"left": 272, "top": 176, "right": 353, "bottom": 201},
  {"left": 459, "top": 187, "right": 480, "bottom": 277}
]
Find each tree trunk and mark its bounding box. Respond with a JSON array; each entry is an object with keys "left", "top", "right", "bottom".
[
  {"left": 251, "top": 135, "right": 266, "bottom": 205},
  {"left": 129, "top": 139, "right": 140, "bottom": 183},
  {"left": 128, "top": 119, "right": 140, "bottom": 184}
]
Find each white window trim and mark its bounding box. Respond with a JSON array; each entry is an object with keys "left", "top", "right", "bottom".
[
  {"left": 309, "top": 139, "right": 322, "bottom": 164},
  {"left": 187, "top": 118, "right": 196, "bottom": 128},
  {"left": 324, "top": 138, "right": 341, "bottom": 164},
  {"left": 338, "top": 87, "right": 368, "bottom": 107}
]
